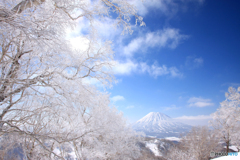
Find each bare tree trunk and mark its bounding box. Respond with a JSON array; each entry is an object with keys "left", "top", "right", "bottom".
[{"left": 226, "top": 140, "right": 230, "bottom": 153}]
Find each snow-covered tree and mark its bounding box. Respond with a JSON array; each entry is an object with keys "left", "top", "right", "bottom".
[
  {"left": 0, "top": 0, "right": 145, "bottom": 159},
  {"left": 210, "top": 86, "right": 240, "bottom": 153},
  {"left": 166, "top": 145, "right": 195, "bottom": 160},
  {"left": 167, "top": 126, "right": 220, "bottom": 160}
]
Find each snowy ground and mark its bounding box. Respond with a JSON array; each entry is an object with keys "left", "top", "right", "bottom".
[
  {"left": 164, "top": 137, "right": 181, "bottom": 142},
  {"left": 224, "top": 146, "right": 239, "bottom": 152},
  {"left": 145, "top": 142, "right": 162, "bottom": 156},
  {"left": 144, "top": 137, "right": 180, "bottom": 157}
]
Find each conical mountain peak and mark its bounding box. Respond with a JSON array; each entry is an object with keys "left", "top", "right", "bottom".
[
  {"left": 133, "top": 112, "right": 192, "bottom": 138},
  {"left": 137, "top": 112, "right": 172, "bottom": 123}
]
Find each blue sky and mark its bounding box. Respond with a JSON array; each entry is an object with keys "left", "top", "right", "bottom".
[
  {"left": 108, "top": 0, "right": 240, "bottom": 126},
  {"left": 70, "top": 0, "right": 240, "bottom": 126}
]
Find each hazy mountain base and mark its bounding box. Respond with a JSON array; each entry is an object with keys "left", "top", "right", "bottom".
[{"left": 142, "top": 131, "right": 188, "bottom": 139}]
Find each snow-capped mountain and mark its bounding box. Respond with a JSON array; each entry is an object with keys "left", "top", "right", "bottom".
[{"left": 133, "top": 112, "right": 192, "bottom": 138}]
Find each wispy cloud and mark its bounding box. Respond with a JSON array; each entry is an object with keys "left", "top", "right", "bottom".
[
  {"left": 113, "top": 60, "right": 183, "bottom": 78},
  {"left": 187, "top": 97, "right": 214, "bottom": 107},
  {"left": 174, "top": 114, "right": 212, "bottom": 126},
  {"left": 221, "top": 82, "right": 240, "bottom": 88},
  {"left": 164, "top": 105, "right": 181, "bottom": 111},
  {"left": 131, "top": 0, "right": 205, "bottom": 16},
  {"left": 82, "top": 77, "right": 103, "bottom": 88},
  {"left": 110, "top": 95, "right": 125, "bottom": 103},
  {"left": 194, "top": 58, "right": 204, "bottom": 65},
  {"left": 140, "top": 62, "right": 183, "bottom": 78},
  {"left": 66, "top": 4, "right": 187, "bottom": 81},
  {"left": 175, "top": 115, "right": 212, "bottom": 120},
  {"left": 123, "top": 28, "right": 188, "bottom": 57},
  {"left": 126, "top": 105, "right": 135, "bottom": 109},
  {"left": 185, "top": 56, "right": 204, "bottom": 69},
  {"left": 94, "top": 17, "right": 122, "bottom": 39},
  {"left": 113, "top": 60, "right": 138, "bottom": 75}
]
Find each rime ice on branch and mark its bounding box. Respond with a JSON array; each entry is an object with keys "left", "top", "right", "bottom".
[{"left": 0, "top": 0, "right": 144, "bottom": 159}]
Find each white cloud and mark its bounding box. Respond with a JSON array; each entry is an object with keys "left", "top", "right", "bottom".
[
  {"left": 113, "top": 60, "right": 138, "bottom": 75},
  {"left": 110, "top": 95, "right": 125, "bottom": 103},
  {"left": 194, "top": 58, "right": 204, "bottom": 65},
  {"left": 169, "top": 67, "right": 183, "bottom": 78},
  {"left": 164, "top": 105, "right": 181, "bottom": 111},
  {"left": 123, "top": 28, "right": 188, "bottom": 57},
  {"left": 82, "top": 77, "right": 112, "bottom": 88},
  {"left": 69, "top": 36, "right": 90, "bottom": 51},
  {"left": 94, "top": 17, "right": 122, "bottom": 39},
  {"left": 66, "top": 11, "right": 185, "bottom": 79},
  {"left": 147, "top": 64, "right": 169, "bottom": 77},
  {"left": 66, "top": 17, "right": 90, "bottom": 38},
  {"left": 131, "top": 0, "right": 204, "bottom": 16},
  {"left": 123, "top": 37, "right": 144, "bottom": 56},
  {"left": 82, "top": 77, "right": 105, "bottom": 87},
  {"left": 113, "top": 60, "right": 183, "bottom": 78},
  {"left": 174, "top": 115, "right": 212, "bottom": 126},
  {"left": 66, "top": 14, "right": 123, "bottom": 45},
  {"left": 188, "top": 97, "right": 214, "bottom": 107},
  {"left": 175, "top": 115, "right": 212, "bottom": 120},
  {"left": 140, "top": 62, "right": 183, "bottom": 78},
  {"left": 221, "top": 82, "right": 240, "bottom": 88},
  {"left": 185, "top": 56, "right": 204, "bottom": 69},
  {"left": 130, "top": 0, "right": 177, "bottom": 16},
  {"left": 126, "top": 105, "right": 135, "bottom": 109}
]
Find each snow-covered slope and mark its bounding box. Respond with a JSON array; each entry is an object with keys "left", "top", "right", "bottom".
[
  {"left": 133, "top": 112, "right": 192, "bottom": 138},
  {"left": 146, "top": 142, "right": 162, "bottom": 157}
]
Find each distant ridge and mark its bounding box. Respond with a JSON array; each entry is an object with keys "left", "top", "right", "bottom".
[{"left": 133, "top": 112, "right": 192, "bottom": 138}]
